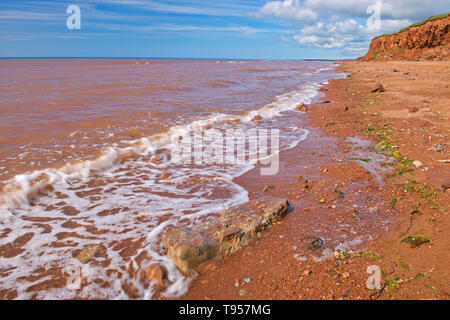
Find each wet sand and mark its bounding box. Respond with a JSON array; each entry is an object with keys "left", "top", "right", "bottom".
[
  {"left": 181, "top": 61, "right": 450, "bottom": 300},
  {"left": 0, "top": 59, "right": 341, "bottom": 299},
  {"left": 0, "top": 60, "right": 448, "bottom": 300}
]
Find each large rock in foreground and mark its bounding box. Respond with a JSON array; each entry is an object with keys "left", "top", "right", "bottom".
[{"left": 162, "top": 198, "right": 290, "bottom": 273}]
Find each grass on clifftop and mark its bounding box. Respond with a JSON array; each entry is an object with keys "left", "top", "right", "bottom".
[{"left": 373, "top": 12, "right": 450, "bottom": 40}]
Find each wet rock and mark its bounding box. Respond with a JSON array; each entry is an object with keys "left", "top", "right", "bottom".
[
  {"left": 162, "top": 198, "right": 290, "bottom": 273},
  {"left": 151, "top": 155, "right": 163, "bottom": 164},
  {"left": 145, "top": 264, "right": 166, "bottom": 288},
  {"left": 296, "top": 103, "right": 308, "bottom": 112},
  {"left": 371, "top": 84, "right": 385, "bottom": 93},
  {"left": 161, "top": 172, "right": 170, "bottom": 180},
  {"left": 75, "top": 244, "right": 104, "bottom": 264}
]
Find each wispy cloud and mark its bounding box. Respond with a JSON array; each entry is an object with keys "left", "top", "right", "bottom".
[
  {"left": 0, "top": 9, "right": 63, "bottom": 21},
  {"left": 85, "top": 0, "right": 259, "bottom": 17}
]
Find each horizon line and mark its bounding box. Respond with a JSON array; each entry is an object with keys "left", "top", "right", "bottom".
[{"left": 0, "top": 56, "right": 340, "bottom": 61}]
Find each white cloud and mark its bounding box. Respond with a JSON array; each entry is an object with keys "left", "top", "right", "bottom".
[
  {"left": 291, "top": 15, "right": 417, "bottom": 52},
  {"left": 294, "top": 19, "right": 371, "bottom": 49},
  {"left": 256, "top": 0, "right": 449, "bottom": 53},
  {"left": 256, "top": 0, "right": 318, "bottom": 21},
  {"left": 258, "top": 0, "right": 449, "bottom": 21}
]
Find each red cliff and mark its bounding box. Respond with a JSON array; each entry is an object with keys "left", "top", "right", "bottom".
[{"left": 359, "top": 13, "right": 450, "bottom": 61}]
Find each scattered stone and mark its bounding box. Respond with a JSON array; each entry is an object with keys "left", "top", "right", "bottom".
[
  {"left": 163, "top": 198, "right": 290, "bottom": 272},
  {"left": 413, "top": 160, "right": 423, "bottom": 168},
  {"left": 408, "top": 106, "right": 419, "bottom": 113},
  {"left": 322, "top": 100, "right": 332, "bottom": 104},
  {"left": 161, "top": 172, "right": 170, "bottom": 180},
  {"left": 151, "top": 155, "right": 163, "bottom": 164},
  {"left": 371, "top": 84, "right": 386, "bottom": 93},
  {"left": 443, "top": 184, "right": 449, "bottom": 193},
  {"left": 75, "top": 244, "right": 104, "bottom": 264},
  {"left": 345, "top": 106, "right": 349, "bottom": 112},
  {"left": 252, "top": 115, "right": 262, "bottom": 122},
  {"left": 296, "top": 103, "right": 308, "bottom": 112},
  {"left": 308, "top": 238, "right": 324, "bottom": 251},
  {"left": 234, "top": 282, "right": 240, "bottom": 287},
  {"left": 244, "top": 277, "right": 252, "bottom": 284},
  {"left": 239, "top": 289, "right": 247, "bottom": 296},
  {"left": 145, "top": 264, "right": 166, "bottom": 288}
]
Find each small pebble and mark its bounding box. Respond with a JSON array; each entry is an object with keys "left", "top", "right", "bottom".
[
  {"left": 234, "top": 282, "right": 240, "bottom": 287},
  {"left": 239, "top": 289, "right": 246, "bottom": 296},
  {"left": 413, "top": 160, "right": 423, "bottom": 168},
  {"left": 244, "top": 277, "right": 252, "bottom": 283}
]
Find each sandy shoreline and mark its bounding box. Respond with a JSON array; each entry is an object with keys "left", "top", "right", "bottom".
[
  {"left": 179, "top": 61, "right": 449, "bottom": 300},
  {"left": 0, "top": 60, "right": 447, "bottom": 300}
]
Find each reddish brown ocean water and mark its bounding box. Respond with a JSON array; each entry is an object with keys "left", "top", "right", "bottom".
[{"left": 0, "top": 58, "right": 343, "bottom": 299}]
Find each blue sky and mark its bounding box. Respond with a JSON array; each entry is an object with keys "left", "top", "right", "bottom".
[{"left": 0, "top": 0, "right": 448, "bottom": 59}]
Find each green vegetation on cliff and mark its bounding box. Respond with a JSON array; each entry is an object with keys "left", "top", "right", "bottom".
[{"left": 373, "top": 12, "right": 450, "bottom": 40}]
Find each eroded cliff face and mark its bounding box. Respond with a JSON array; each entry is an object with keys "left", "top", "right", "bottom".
[{"left": 360, "top": 15, "right": 450, "bottom": 61}]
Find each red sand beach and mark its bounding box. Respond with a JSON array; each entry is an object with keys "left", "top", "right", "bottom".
[{"left": 0, "top": 58, "right": 448, "bottom": 300}]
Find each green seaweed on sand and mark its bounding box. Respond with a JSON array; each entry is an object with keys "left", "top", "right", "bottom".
[
  {"left": 263, "top": 183, "right": 275, "bottom": 193},
  {"left": 334, "top": 189, "right": 346, "bottom": 198},
  {"left": 389, "top": 196, "right": 397, "bottom": 208},
  {"left": 401, "top": 235, "right": 432, "bottom": 248}
]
